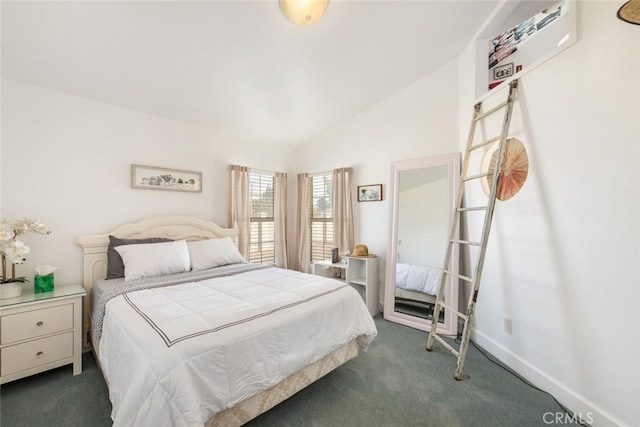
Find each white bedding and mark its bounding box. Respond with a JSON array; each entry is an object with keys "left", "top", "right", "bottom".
[
  {"left": 98, "top": 266, "right": 377, "bottom": 426},
  {"left": 395, "top": 263, "right": 442, "bottom": 295}
]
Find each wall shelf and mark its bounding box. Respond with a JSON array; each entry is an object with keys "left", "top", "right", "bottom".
[{"left": 475, "top": 0, "right": 578, "bottom": 100}]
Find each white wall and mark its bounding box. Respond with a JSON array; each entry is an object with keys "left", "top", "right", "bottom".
[
  {"left": 457, "top": 2, "right": 639, "bottom": 426},
  {"left": 292, "top": 60, "right": 461, "bottom": 296},
  {"left": 0, "top": 79, "right": 292, "bottom": 286}
]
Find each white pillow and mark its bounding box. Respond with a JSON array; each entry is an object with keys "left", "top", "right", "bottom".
[
  {"left": 115, "top": 240, "right": 191, "bottom": 281},
  {"left": 187, "top": 237, "right": 246, "bottom": 271}
]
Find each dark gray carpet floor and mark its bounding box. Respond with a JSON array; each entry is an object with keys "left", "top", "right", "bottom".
[{"left": 0, "top": 316, "right": 569, "bottom": 426}]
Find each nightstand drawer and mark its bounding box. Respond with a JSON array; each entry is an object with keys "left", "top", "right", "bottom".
[
  {"left": 1, "top": 304, "right": 73, "bottom": 345},
  {"left": 1, "top": 331, "right": 73, "bottom": 376}
]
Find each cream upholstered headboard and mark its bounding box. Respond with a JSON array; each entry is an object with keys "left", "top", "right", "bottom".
[{"left": 75, "top": 216, "right": 239, "bottom": 348}]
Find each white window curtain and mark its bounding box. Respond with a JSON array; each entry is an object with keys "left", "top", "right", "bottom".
[
  {"left": 229, "top": 165, "right": 250, "bottom": 260},
  {"left": 274, "top": 171, "right": 288, "bottom": 269},
  {"left": 332, "top": 167, "right": 354, "bottom": 256},
  {"left": 295, "top": 173, "right": 311, "bottom": 273}
]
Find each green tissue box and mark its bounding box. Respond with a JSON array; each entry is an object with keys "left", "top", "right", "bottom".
[{"left": 34, "top": 274, "right": 54, "bottom": 293}]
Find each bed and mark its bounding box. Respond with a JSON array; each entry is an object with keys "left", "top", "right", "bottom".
[
  {"left": 394, "top": 263, "right": 441, "bottom": 320},
  {"left": 76, "top": 216, "right": 377, "bottom": 426},
  {"left": 394, "top": 263, "right": 441, "bottom": 304}
]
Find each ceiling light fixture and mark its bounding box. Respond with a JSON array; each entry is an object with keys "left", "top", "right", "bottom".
[
  {"left": 280, "top": 0, "right": 329, "bottom": 26},
  {"left": 617, "top": 0, "right": 640, "bottom": 25}
]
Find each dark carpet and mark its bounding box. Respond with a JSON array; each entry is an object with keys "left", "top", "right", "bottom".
[{"left": 0, "top": 316, "right": 567, "bottom": 426}]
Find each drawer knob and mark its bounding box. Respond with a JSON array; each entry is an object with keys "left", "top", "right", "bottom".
[
  {"left": 36, "top": 351, "right": 44, "bottom": 358},
  {"left": 36, "top": 321, "right": 44, "bottom": 327}
]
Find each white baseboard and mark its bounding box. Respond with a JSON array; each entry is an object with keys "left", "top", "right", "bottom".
[{"left": 471, "top": 328, "right": 627, "bottom": 427}]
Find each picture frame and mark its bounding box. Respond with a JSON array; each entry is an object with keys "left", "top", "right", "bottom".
[
  {"left": 131, "top": 164, "right": 202, "bottom": 193},
  {"left": 493, "top": 62, "right": 514, "bottom": 80},
  {"left": 357, "top": 184, "right": 383, "bottom": 202}
]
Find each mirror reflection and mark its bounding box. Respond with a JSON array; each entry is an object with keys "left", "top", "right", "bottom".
[
  {"left": 394, "top": 166, "right": 448, "bottom": 320},
  {"left": 384, "top": 154, "right": 460, "bottom": 335}
]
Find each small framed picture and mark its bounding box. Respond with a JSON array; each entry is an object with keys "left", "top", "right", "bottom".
[
  {"left": 131, "top": 164, "right": 202, "bottom": 193},
  {"left": 493, "top": 62, "right": 514, "bottom": 80},
  {"left": 357, "top": 184, "right": 383, "bottom": 202}
]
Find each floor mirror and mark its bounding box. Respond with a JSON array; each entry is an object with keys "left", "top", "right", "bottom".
[{"left": 384, "top": 153, "right": 460, "bottom": 336}]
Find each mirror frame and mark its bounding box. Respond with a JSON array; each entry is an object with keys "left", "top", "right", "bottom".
[{"left": 384, "top": 153, "right": 460, "bottom": 336}]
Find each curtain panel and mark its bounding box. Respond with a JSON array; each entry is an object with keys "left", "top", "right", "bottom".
[
  {"left": 295, "top": 173, "right": 311, "bottom": 273},
  {"left": 229, "top": 165, "right": 250, "bottom": 259},
  {"left": 274, "top": 172, "right": 288, "bottom": 269},
  {"left": 332, "top": 167, "right": 354, "bottom": 257}
]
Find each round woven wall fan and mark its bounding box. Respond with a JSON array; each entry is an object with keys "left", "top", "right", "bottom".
[
  {"left": 483, "top": 138, "right": 529, "bottom": 201},
  {"left": 618, "top": 0, "right": 640, "bottom": 25}
]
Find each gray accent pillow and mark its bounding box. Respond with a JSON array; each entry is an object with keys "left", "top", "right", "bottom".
[{"left": 106, "top": 235, "right": 173, "bottom": 279}]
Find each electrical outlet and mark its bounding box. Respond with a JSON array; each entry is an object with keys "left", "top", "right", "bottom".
[{"left": 504, "top": 318, "right": 512, "bottom": 334}]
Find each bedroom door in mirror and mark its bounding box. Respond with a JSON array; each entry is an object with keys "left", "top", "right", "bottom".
[{"left": 384, "top": 153, "right": 460, "bottom": 336}]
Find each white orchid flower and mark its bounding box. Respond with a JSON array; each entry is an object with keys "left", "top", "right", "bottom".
[
  {"left": 0, "top": 220, "right": 14, "bottom": 242},
  {"left": 1, "top": 217, "right": 50, "bottom": 281},
  {"left": 4, "top": 240, "right": 30, "bottom": 264}
]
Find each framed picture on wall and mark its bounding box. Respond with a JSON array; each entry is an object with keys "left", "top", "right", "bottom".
[
  {"left": 357, "top": 184, "right": 383, "bottom": 202},
  {"left": 493, "top": 62, "right": 514, "bottom": 80},
  {"left": 131, "top": 164, "right": 202, "bottom": 193}
]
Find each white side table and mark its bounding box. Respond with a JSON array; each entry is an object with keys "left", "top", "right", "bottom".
[
  {"left": 346, "top": 256, "right": 379, "bottom": 316},
  {"left": 312, "top": 257, "right": 379, "bottom": 316},
  {"left": 0, "top": 284, "right": 86, "bottom": 384}
]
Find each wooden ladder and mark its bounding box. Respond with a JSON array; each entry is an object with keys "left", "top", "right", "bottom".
[{"left": 426, "top": 79, "right": 519, "bottom": 380}]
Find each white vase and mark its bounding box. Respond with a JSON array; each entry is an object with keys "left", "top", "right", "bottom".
[{"left": 0, "top": 282, "right": 23, "bottom": 299}]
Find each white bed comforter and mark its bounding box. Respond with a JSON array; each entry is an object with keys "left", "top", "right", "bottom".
[
  {"left": 395, "top": 263, "right": 442, "bottom": 295},
  {"left": 99, "top": 267, "right": 377, "bottom": 426}
]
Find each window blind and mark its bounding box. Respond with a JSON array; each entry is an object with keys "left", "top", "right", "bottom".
[
  {"left": 308, "top": 173, "right": 333, "bottom": 262},
  {"left": 249, "top": 172, "right": 275, "bottom": 264}
]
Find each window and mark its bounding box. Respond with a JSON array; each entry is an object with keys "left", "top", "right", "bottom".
[
  {"left": 308, "top": 173, "right": 333, "bottom": 262},
  {"left": 249, "top": 172, "right": 275, "bottom": 264}
]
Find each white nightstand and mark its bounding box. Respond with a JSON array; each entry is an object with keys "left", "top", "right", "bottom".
[
  {"left": 312, "top": 256, "right": 379, "bottom": 316},
  {"left": 0, "top": 284, "right": 86, "bottom": 384}
]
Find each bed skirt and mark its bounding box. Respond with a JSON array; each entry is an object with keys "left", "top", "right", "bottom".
[{"left": 208, "top": 339, "right": 359, "bottom": 426}]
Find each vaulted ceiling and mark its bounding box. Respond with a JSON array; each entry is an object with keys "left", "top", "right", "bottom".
[{"left": 1, "top": 1, "right": 499, "bottom": 146}]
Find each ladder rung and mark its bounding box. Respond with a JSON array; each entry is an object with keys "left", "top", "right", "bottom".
[
  {"left": 444, "top": 270, "right": 473, "bottom": 283},
  {"left": 463, "top": 172, "right": 492, "bottom": 182},
  {"left": 440, "top": 302, "right": 469, "bottom": 321},
  {"left": 450, "top": 239, "right": 481, "bottom": 246},
  {"left": 474, "top": 100, "right": 509, "bottom": 121},
  {"left": 470, "top": 136, "right": 500, "bottom": 151},
  {"left": 431, "top": 333, "right": 460, "bottom": 357},
  {"left": 457, "top": 206, "right": 487, "bottom": 212}
]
